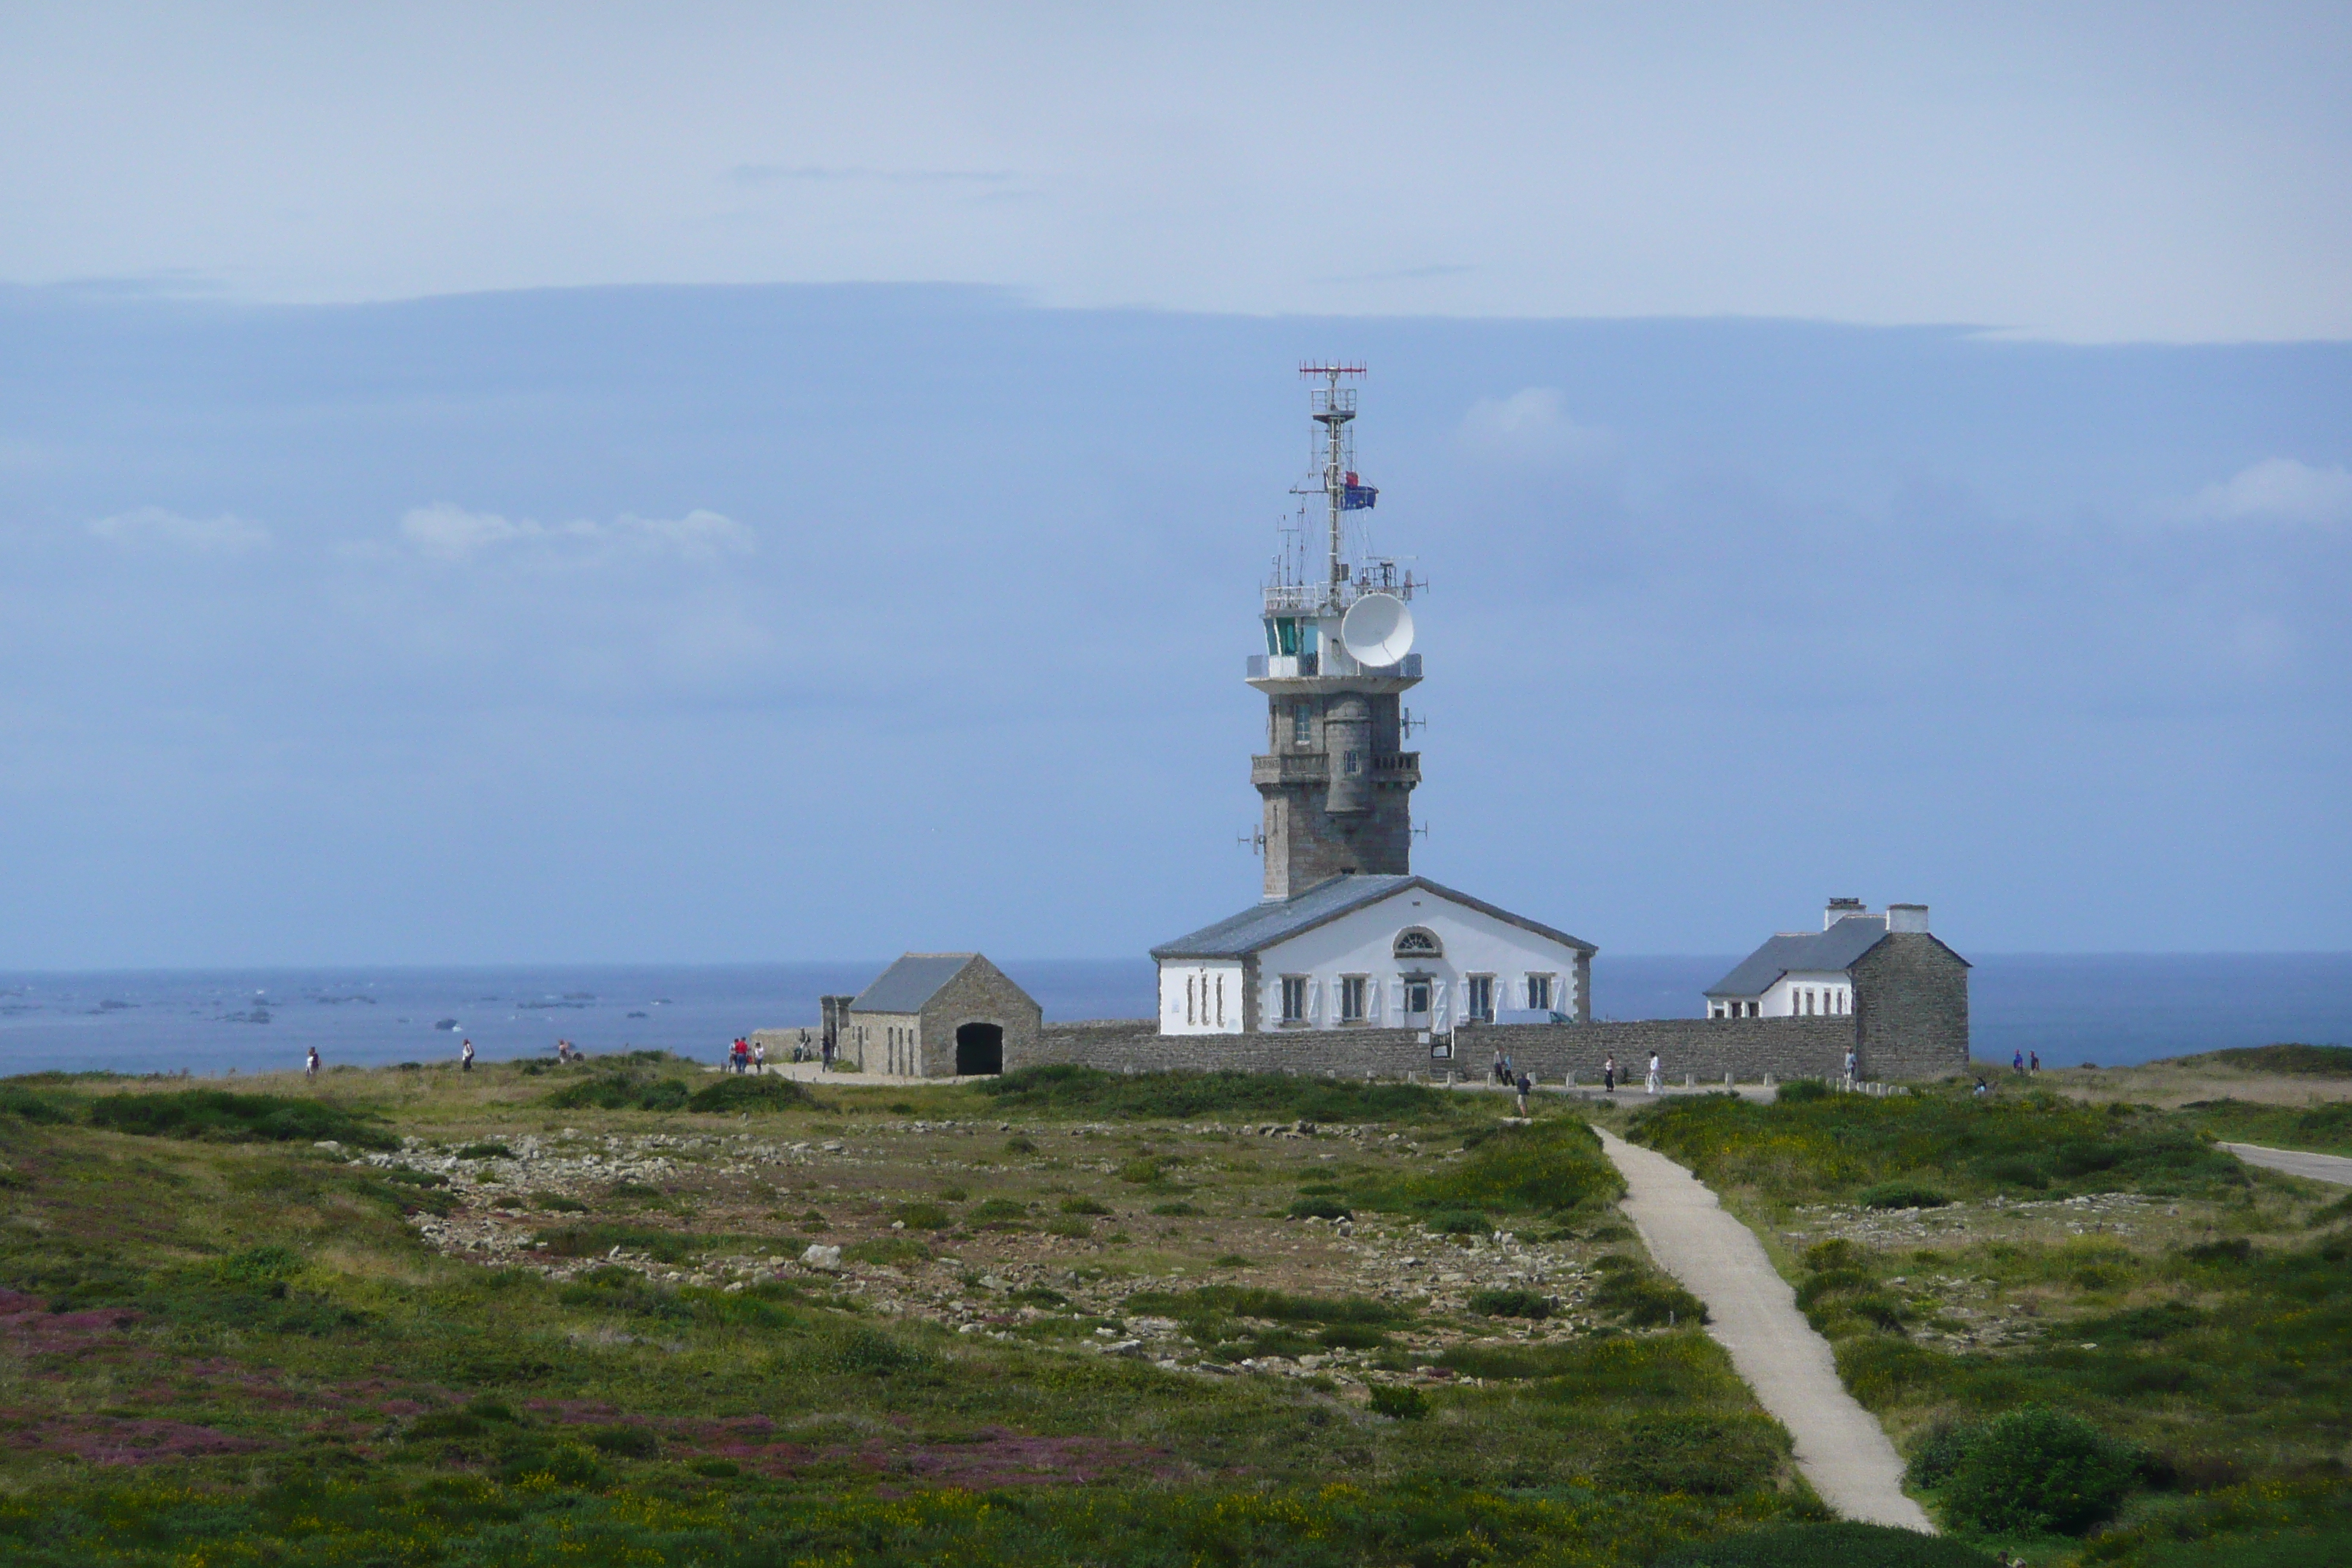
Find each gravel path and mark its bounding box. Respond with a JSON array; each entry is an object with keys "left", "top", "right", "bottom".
[
  {"left": 1594, "top": 1126, "right": 1934, "bottom": 1532},
  {"left": 2223, "top": 1142, "right": 2352, "bottom": 1186}
]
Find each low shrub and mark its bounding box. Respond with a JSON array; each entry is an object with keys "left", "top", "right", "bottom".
[
  {"left": 530, "top": 1193, "right": 588, "bottom": 1213},
  {"left": 457, "top": 1141, "right": 513, "bottom": 1159},
  {"left": 86, "top": 1090, "right": 395, "bottom": 1148},
  {"left": 1427, "top": 1210, "right": 1490, "bottom": 1236},
  {"left": 968, "top": 1199, "right": 1030, "bottom": 1226},
  {"left": 1287, "top": 1196, "right": 1352, "bottom": 1221},
  {"left": 1150, "top": 1202, "right": 1203, "bottom": 1216},
  {"left": 684, "top": 1076, "right": 809, "bottom": 1114},
  {"left": 1937, "top": 1405, "right": 2139, "bottom": 1536},
  {"left": 843, "top": 1237, "right": 932, "bottom": 1264},
  {"left": 1858, "top": 1181, "right": 1949, "bottom": 1210},
  {"left": 892, "top": 1202, "right": 954, "bottom": 1231},
  {"left": 0, "top": 1086, "right": 71, "bottom": 1123},
  {"left": 1059, "top": 1196, "right": 1110, "bottom": 1215},
  {"left": 538, "top": 1224, "right": 723, "bottom": 1264},
  {"left": 1599, "top": 1413, "right": 1787, "bottom": 1496},
  {"left": 581, "top": 1425, "right": 660, "bottom": 1459},
  {"left": 1468, "top": 1288, "right": 1551, "bottom": 1319},
  {"left": 1651, "top": 1520, "right": 1998, "bottom": 1567},
  {"left": 1368, "top": 1384, "right": 1429, "bottom": 1420},
  {"left": 1592, "top": 1269, "right": 1708, "bottom": 1327},
  {"left": 544, "top": 1071, "right": 691, "bottom": 1112}
]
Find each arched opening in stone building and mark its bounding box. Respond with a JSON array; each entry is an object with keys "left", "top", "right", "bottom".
[{"left": 954, "top": 1022, "right": 1004, "bottom": 1077}]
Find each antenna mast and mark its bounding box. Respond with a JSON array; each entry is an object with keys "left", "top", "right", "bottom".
[{"left": 1298, "top": 362, "right": 1365, "bottom": 610}]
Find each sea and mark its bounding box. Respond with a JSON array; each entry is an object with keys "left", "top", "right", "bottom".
[{"left": 1, "top": 954, "right": 2345, "bottom": 1079}]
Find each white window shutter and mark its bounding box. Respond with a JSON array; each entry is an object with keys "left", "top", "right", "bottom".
[
  {"left": 1368, "top": 979, "right": 1383, "bottom": 1023},
  {"left": 1308, "top": 980, "right": 1324, "bottom": 1022},
  {"left": 1433, "top": 980, "right": 1450, "bottom": 1030}
]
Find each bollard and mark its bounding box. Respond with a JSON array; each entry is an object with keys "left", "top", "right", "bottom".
[{"left": 1723, "top": 1071, "right": 1734, "bottom": 1087}]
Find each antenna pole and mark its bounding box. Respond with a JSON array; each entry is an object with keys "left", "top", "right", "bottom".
[
  {"left": 1299, "top": 362, "right": 1365, "bottom": 611},
  {"left": 1324, "top": 366, "right": 1344, "bottom": 606}
]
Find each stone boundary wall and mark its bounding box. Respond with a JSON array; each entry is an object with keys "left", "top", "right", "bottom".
[{"left": 1014, "top": 1014, "right": 1900, "bottom": 1082}]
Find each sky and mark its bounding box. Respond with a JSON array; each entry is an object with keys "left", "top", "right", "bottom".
[{"left": 0, "top": 7, "right": 2347, "bottom": 968}]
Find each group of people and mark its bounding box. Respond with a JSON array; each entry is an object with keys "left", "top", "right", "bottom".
[
  {"left": 725, "top": 1037, "right": 768, "bottom": 1074},
  {"left": 2012, "top": 1049, "right": 2041, "bottom": 1075},
  {"left": 1595, "top": 1052, "right": 1666, "bottom": 1094}
]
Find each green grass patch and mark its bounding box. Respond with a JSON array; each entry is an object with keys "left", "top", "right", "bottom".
[
  {"left": 536, "top": 1224, "right": 737, "bottom": 1264},
  {"left": 1628, "top": 1085, "right": 2249, "bottom": 1205},
  {"left": 1348, "top": 1117, "right": 1623, "bottom": 1218},
  {"left": 973, "top": 1063, "right": 1473, "bottom": 1124},
  {"left": 2171, "top": 1044, "right": 2352, "bottom": 1077},
  {"left": 2174, "top": 1097, "right": 2352, "bottom": 1157},
  {"left": 83, "top": 1089, "right": 396, "bottom": 1148},
  {"left": 1468, "top": 1288, "right": 1552, "bottom": 1319},
  {"left": 1653, "top": 1520, "right": 1998, "bottom": 1567},
  {"left": 682, "top": 1074, "right": 810, "bottom": 1113}
]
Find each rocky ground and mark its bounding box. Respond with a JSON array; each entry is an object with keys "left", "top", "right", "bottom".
[{"left": 342, "top": 1114, "right": 1632, "bottom": 1390}]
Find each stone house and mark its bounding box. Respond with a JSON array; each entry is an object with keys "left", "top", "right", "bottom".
[
  {"left": 845, "top": 953, "right": 1040, "bottom": 1078},
  {"left": 1705, "top": 900, "right": 1970, "bottom": 1079}
]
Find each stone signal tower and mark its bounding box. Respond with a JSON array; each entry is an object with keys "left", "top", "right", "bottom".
[{"left": 1245, "top": 365, "right": 1425, "bottom": 901}]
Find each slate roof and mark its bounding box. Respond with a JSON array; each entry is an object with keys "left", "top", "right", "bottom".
[
  {"left": 851, "top": 954, "right": 978, "bottom": 1014},
  {"left": 1705, "top": 916, "right": 1891, "bottom": 998},
  {"left": 1150, "top": 875, "right": 1594, "bottom": 961}
]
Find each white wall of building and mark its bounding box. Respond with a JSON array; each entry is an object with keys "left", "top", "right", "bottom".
[
  {"left": 1158, "top": 960, "right": 1247, "bottom": 1036},
  {"left": 1245, "top": 887, "right": 1586, "bottom": 1031},
  {"left": 1763, "top": 971, "right": 1852, "bottom": 1018}
]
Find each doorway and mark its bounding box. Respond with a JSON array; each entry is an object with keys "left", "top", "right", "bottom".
[{"left": 954, "top": 1022, "right": 1004, "bottom": 1076}]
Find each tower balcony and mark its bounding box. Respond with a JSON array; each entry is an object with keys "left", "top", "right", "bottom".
[
  {"left": 1252, "top": 751, "right": 1420, "bottom": 788},
  {"left": 1247, "top": 652, "right": 1420, "bottom": 691}
]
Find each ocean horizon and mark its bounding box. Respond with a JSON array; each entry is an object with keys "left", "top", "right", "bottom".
[{"left": 4, "top": 952, "right": 2345, "bottom": 1079}]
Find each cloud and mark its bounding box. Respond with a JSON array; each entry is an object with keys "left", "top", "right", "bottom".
[
  {"left": 396, "top": 504, "right": 753, "bottom": 562},
  {"left": 2178, "top": 457, "right": 2352, "bottom": 527},
  {"left": 1458, "top": 388, "right": 1617, "bottom": 467},
  {"left": 88, "top": 506, "right": 269, "bottom": 551}
]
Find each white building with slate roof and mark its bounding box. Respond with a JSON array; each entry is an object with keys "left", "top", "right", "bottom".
[
  {"left": 1151, "top": 874, "right": 1594, "bottom": 1037},
  {"left": 1705, "top": 899, "right": 1939, "bottom": 1019}
]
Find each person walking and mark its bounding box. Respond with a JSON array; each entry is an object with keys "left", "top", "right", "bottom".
[
  {"left": 1602, "top": 1054, "right": 1618, "bottom": 1093},
  {"left": 2029, "top": 1050, "right": 2040, "bottom": 1075},
  {"left": 753, "top": 1040, "right": 766, "bottom": 1074},
  {"left": 305, "top": 1045, "right": 320, "bottom": 1079},
  {"left": 1514, "top": 1069, "right": 1532, "bottom": 1117},
  {"left": 1491, "top": 1047, "right": 1506, "bottom": 1085},
  {"left": 2012, "top": 1049, "right": 2025, "bottom": 1076},
  {"left": 1645, "top": 1051, "right": 1662, "bottom": 1094},
  {"left": 1843, "top": 1047, "right": 1858, "bottom": 1085},
  {"left": 460, "top": 1039, "right": 475, "bottom": 1073}
]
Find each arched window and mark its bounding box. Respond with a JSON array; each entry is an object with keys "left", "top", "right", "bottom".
[{"left": 1393, "top": 927, "right": 1442, "bottom": 960}]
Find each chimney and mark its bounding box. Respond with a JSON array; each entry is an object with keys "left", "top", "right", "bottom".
[
  {"left": 1824, "top": 897, "right": 1869, "bottom": 930},
  {"left": 1888, "top": 903, "right": 1930, "bottom": 934}
]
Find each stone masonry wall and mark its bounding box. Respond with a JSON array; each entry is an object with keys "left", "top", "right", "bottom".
[
  {"left": 1850, "top": 932, "right": 1970, "bottom": 1081},
  {"left": 918, "top": 957, "right": 1043, "bottom": 1078},
  {"left": 1011, "top": 1014, "right": 1869, "bottom": 1083}
]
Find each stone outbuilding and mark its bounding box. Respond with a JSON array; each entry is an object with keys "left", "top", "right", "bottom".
[
  {"left": 844, "top": 953, "right": 1039, "bottom": 1078},
  {"left": 1705, "top": 900, "right": 1970, "bottom": 1079}
]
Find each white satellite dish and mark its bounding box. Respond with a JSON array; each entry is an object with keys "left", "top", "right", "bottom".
[{"left": 1340, "top": 592, "right": 1415, "bottom": 667}]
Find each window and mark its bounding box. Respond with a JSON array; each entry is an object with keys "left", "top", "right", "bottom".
[
  {"left": 1339, "top": 976, "right": 1367, "bottom": 1022},
  {"left": 1292, "top": 704, "right": 1312, "bottom": 745},
  {"left": 1215, "top": 973, "right": 1225, "bottom": 1028},
  {"left": 1281, "top": 976, "right": 1308, "bottom": 1023},
  {"left": 1343, "top": 748, "right": 1361, "bottom": 774},
  {"left": 1393, "top": 927, "right": 1441, "bottom": 958},
  {"left": 1467, "top": 974, "right": 1494, "bottom": 1023},
  {"left": 1747, "top": 1000, "right": 1760, "bottom": 1017},
  {"left": 1185, "top": 976, "right": 1195, "bottom": 1026},
  {"left": 1401, "top": 976, "right": 1433, "bottom": 1016},
  {"left": 1527, "top": 973, "right": 1553, "bottom": 1013}
]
